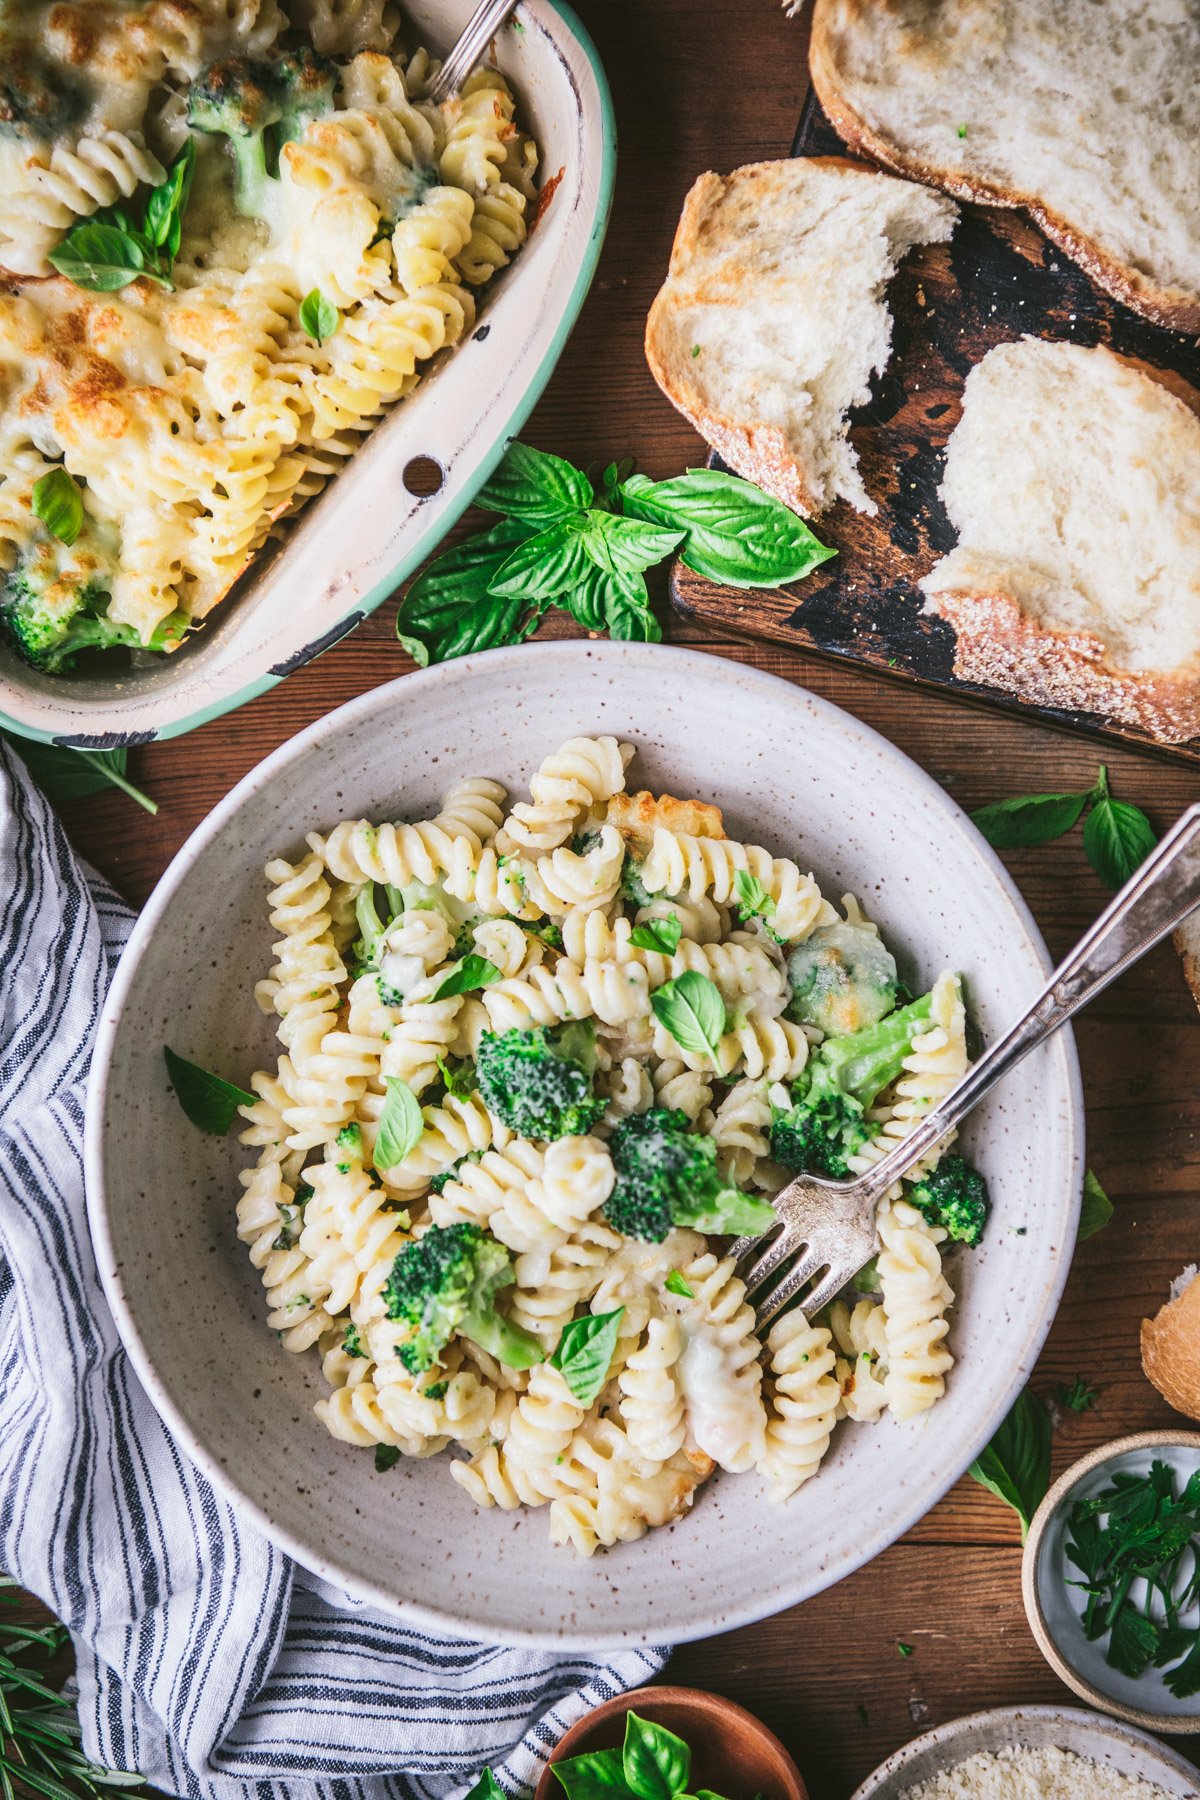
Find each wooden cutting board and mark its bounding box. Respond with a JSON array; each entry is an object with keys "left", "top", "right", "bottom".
[{"left": 668, "top": 88, "right": 1200, "bottom": 767}]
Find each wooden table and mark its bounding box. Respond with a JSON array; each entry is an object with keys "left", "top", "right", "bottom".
[{"left": 11, "top": 2, "right": 1200, "bottom": 1794}]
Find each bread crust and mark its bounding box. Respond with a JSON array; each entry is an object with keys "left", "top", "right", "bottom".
[
  {"left": 1141, "top": 1276, "right": 1200, "bottom": 1422},
  {"left": 810, "top": 0, "right": 1200, "bottom": 334},
  {"left": 644, "top": 156, "right": 885, "bottom": 518}
]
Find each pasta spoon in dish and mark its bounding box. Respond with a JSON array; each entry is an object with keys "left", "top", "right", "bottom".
[
  {"left": 426, "top": 0, "right": 521, "bottom": 105},
  {"left": 736, "top": 802, "right": 1200, "bottom": 1326}
]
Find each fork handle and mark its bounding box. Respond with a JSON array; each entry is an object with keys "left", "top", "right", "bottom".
[
  {"left": 862, "top": 802, "right": 1200, "bottom": 1197},
  {"left": 425, "top": 0, "right": 519, "bottom": 105}
]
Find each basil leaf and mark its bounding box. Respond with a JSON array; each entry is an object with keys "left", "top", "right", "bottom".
[
  {"left": 164, "top": 1047, "right": 255, "bottom": 1136},
  {"left": 144, "top": 139, "right": 195, "bottom": 255},
  {"left": 970, "top": 790, "right": 1090, "bottom": 849},
  {"left": 47, "top": 222, "right": 150, "bottom": 292},
  {"left": 5, "top": 737, "right": 158, "bottom": 814},
  {"left": 552, "top": 1749, "right": 632, "bottom": 1800},
  {"left": 650, "top": 970, "right": 726, "bottom": 1057},
  {"left": 375, "top": 1077, "right": 424, "bottom": 1169},
  {"left": 581, "top": 512, "right": 683, "bottom": 577},
  {"left": 967, "top": 1386, "right": 1051, "bottom": 1540},
  {"left": 622, "top": 1713, "right": 690, "bottom": 1800},
  {"left": 32, "top": 468, "right": 84, "bottom": 547},
  {"left": 488, "top": 519, "right": 595, "bottom": 600},
  {"left": 620, "top": 469, "right": 835, "bottom": 588},
  {"left": 464, "top": 1774, "right": 508, "bottom": 1800},
  {"left": 734, "top": 870, "right": 775, "bottom": 921},
  {"left": 1078, "top": 1168, "right": 1113, "bottom": 1241},
  {"left": 300, "top": 287, "right": 339, "bottom": 345},
  {"left": 564, "top": 564, "right": 647, "bottom": 632},
  {"left": 396, "top": 518, "right": 539, "bottom": 663},
  {"left": 664, "top": 1270, "right": 693, "bottom": 1298},
  {"left": 676, "top": 1182, "right": 776, "bottom": 1237},
  {"left": 630, "top": 914, "right": 681, "bottom": 955},
  {"left": 476, "top": 442, "right": 594, "bottom": 524},
  {"left": 554, "top": 1018, "right": 598, "bottom": 1075},
  {"left": 374, "top": 1444, "right": 401, "bottom": 1472},
  {"left": 550, "top": 1307, "right": 624, "bottom": 1407},
  {"left": 1083, "top": 796, "right": 1156, "bottom": 889},
  {"left": 605, "top": 582, "right": 661, "bottom": 643},
  {"left": 430, "top": 955, "right": 501, "bottom": 1000}
]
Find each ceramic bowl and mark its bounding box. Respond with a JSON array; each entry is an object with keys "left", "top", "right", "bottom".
[
  {"left": 0, "top": 0, "right": 614, "bottom": 749},
  {"left": 85, "top": 640, "right": 1084, "bottom": 1647},
  {"left": 532, "top": 1688, "right": 806, "bottom": 1800},
  {"left": 851, "top": 1704, "right": 1199, "bottom": 1798},
  {"left": 1023, "top": 1431, "right": 1200, "bottom": 1733}
]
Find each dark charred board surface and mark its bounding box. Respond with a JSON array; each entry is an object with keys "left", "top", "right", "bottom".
[{"left": 669, "top": 86, "right": 1200, "bottom": 765}]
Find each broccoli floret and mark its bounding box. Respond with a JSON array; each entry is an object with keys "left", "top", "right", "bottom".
[
  {"left": 273, "top": 46, "right": 337, "bottom": 145},
  {"left": 187, "top": 50, "right": 335, "bottom": 219},
  {"left": 0, "top": 51, "right": 83, "bottom": 142},
  {"left": 770, "top": 988, "right": 939, "bottom": 1178},
  {"left": 620, "top": 857, "right": 653, "bottom": 907},
  {"left": 604, "top": 1108, "right": 777, "bottom": 1242},
  {"left": 476, "top": 1024, "right": 606, "bottom": 1140},
  {"left": 1, "top": 545, "right": 186, "bottom": 673},
  {"left": 382, "top": 1222, "right": 542, "bottom": 1373},
  {"left": 786, "top": 920, "right": 900, "bottom": 1038},
  {"left": 907, "top": 1153, "right": 989, "bottom": 1246}
]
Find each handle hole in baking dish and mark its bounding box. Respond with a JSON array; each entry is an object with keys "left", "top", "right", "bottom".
[{"left": 403, "top": 456, "right": 445, "bottom": 497}]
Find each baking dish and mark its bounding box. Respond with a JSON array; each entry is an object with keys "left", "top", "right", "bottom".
[{"left": 0, "top": 0, "right": 614, "bottom": 747}]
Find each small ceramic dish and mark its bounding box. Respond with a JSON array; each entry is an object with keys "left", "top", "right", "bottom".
[
  {"left": 1023, "top": 1430, "right": 1200, "bottom": 1733},
  {"left": 86, "top": 640, "right": 1084, "bottom": 1646},
  {"left": 850, "top": 1703, "right": 1199, "bottom": 1798},
  {"left": 0, "top": 0, "right": 614, "bottom": 749},
  {"left": 533, "top": 1687, "right": 806, "bottom": 1800}
]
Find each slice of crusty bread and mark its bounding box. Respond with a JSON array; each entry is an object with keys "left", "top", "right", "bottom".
[
  {"left": 644, "top": 157, "right": 957, "bottom": 517},
  {"left": 810, "top": 0, "right": 1200, "bottom": 333},
  {"left": 1173, "top": 911, "right": 1200, "bottom": 1014},
  {"left": 921, "top": 339, "right": 1200, "bottom": 743},
  {"left": 1142, "top": 1266, "right": 1200, "bottom": 1422}
]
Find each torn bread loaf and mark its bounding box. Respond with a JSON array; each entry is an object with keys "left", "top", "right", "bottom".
[
  {"left": 1173, "top": 911, "right": 1200, "bottom": 1016},
  {"left": 922, "top": 339, "right": 1200, "bottom": 743},
  {"left": 809, "top": 0, "right": 1200, "bottom": 332},
  {"left": 644, "top": 156, "right": 957, "bottom": 516},
  {"left": 1142, "top": 1265, "right": 1200, "bottom": 1422}
]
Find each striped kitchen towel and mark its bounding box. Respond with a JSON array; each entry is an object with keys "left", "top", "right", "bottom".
[{"left": 0, "top": 741, "right": 665, "bottom": 1800}]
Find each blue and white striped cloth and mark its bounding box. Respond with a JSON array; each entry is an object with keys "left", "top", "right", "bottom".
[{"left": 0, "top": 742, "right": 666, "bottom": 1800}]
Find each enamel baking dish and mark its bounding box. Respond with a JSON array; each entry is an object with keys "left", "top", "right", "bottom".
[{"left": 0, "top": 1, "right": 614, "bottom": 747}]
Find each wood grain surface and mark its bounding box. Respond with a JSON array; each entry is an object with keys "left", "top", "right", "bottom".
[
  {"left": 669, "top": 89, "right": 1200, "bottom": 766},
  {"left": 9, "top": 3, "right": 1200, "bottom": 1796}
]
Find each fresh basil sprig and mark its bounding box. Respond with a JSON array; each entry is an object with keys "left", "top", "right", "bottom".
[
  {"left": 429, "top": 954, "right": 501, "bottom": 1000},
  {"left": 375, "top": 1077, "right": 424, "bottom": 1169},
  {"left": 396, "top": 443, "right": 834, "bottom": 665},
  {"left": 32, "top": 468, "right": 84, "bottom": 546},
  {"left": 629, "top": 913, "right": 681, "bottom": 955},
  {"left": 164, "top": 1047, "right": 255, "bottom": 1135},
  {"left": 971, "top": 766, "right": 1156, "bottom": 889},
  {"left": 733, "top": 869, "right": 778, "bottom": 931},
  {"left": 551, "top": 1709, "right": 732, "bottom": 1800},
  {"left": 3, "top": 735, "right": 158, "bottom": 815},
  {"left": 48, "top": 142, "right": 194, "bottom": 293},
  {"left": 650, "top": 970, "right": 726, "bottom": 1059},
  {"left": 299, "top": 287, "right": 339, "bottom": 345},
  {"left": 967, "top": 1386, "right": 1051, "bottom": 1540},
  {"left": 1078, "top": 1168, "right": 1113, "bottom": 1241},
  {"left": 550, "top": 1308, "right": 624, "bottom": 1408}
]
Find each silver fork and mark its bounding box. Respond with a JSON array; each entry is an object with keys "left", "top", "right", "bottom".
[
  {"left": 736, "top": 801, "right": 1200, "bottom": 1329},
  {"left": 425, "top": 0, "right": 520, "bottom": 106}
]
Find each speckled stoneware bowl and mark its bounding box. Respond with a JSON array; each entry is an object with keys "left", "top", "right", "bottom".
[
  {"left": 1023, "top": 1431, "right": 1200, "bottom": 1733},
  {"left": 850, "top": 1704, "right": 1200, "bottom": 1798},
  {"left": 0, "top": 0, "right": 614, "bottom": 748},
  {"left": 85, "top": 641, "right": 1084, "bottom": 1647}
]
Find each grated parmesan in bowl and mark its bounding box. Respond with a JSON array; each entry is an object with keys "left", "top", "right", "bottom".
[{"left": 901, "top": 1744, "right": 1180, "bottom": 1800}]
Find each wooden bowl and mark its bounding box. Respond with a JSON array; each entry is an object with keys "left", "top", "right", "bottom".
[{"left": 532, "top": 1687, "right": 807, "bottom": 1800}]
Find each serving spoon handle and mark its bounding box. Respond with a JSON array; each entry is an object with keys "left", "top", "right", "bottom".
[{"left": 425, "top": 0, "right": 520, "bottom": 105}]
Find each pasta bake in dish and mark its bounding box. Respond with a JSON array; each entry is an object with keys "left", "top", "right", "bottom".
[
  {"left": 233, "top": 735, "right": 989, "bottom": 1555},
  {"left": 0, "top": 1, "right": 538, "bottom": 675}
]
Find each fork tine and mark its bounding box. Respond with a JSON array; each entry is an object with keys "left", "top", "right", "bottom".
[
  {"left": 794, "top": 1261, "right": 858, "bottom": 1323},
  {"left": 736, "top": 1227, "right": 796, "bottom": 1300},
  {"left": 754, "top": 1247, "right": 840, "bottom": 1330}
]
